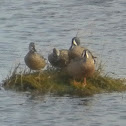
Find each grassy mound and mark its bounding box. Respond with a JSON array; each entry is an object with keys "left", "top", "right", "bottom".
[{"left": 3, "top": 63, "right": 126, "bottom": 97}]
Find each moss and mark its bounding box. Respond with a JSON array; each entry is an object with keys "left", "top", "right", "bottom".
[{"left": 3, "top": 65, "right": 126, "bottom": 97}]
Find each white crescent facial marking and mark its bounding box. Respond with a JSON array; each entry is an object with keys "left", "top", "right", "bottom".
[
  {"left": 73, "top": 39, "right": 77, "bottom": 46},
  {"left": 86, "top": 52, "right": 89, "bottom": 58}
]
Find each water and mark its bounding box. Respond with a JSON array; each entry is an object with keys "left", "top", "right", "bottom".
[
  {"left": 1, "top": 91, "right": 126, "bottom": 126},
  {"left": 0, "top": 0, "right": 126, "bottom": 125}
]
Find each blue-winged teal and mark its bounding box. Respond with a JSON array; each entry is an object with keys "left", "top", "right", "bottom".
[
  {"left": 48, "top": 48, "right": 69, "bottom": 68},
  {"left": 69, "top": 37, "right": 96, "bottom": 62},
  {"left": 69, "top": 37, "right": 85, "bottom": 60},
  {"left": 24, "top": 42, "right": 46, "bottom": 70},
  {"left": 67, "top": 49, "right": 95, "bottom": 86}
]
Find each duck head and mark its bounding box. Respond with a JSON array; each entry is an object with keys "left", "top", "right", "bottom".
[
  {"left": 29, "top": 42, "right": 37, "bottom": 52},
  {"left": 82, "top": 50, "right": 95, "bottom": 64},
  {"left": 82, "top": 50, "right": 89, "bottom": 59},
  {"left": 53, "top": 48, "right": 60, "bottom": 58},
  {"left": 69, "top": 37, "right": 80, "bottom": 49}
]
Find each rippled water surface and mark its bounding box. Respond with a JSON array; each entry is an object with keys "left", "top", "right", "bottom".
[
  {"left": 0, "top": 0, "right": 126, "bottom": 125},
  {"left": 1, "top": 90, "right": 126, "bottom": 126}
]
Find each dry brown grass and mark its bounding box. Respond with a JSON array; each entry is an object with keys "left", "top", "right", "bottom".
[{"left": 3, "top": 63, "right": 126, "bottom": 97}]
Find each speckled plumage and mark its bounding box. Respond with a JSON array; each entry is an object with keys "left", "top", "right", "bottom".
[
  {"left": 69, "top": 37, "right": 96, "bottom": 62},
  {"left": 24, "top": 42, "right": 46, "bottom": 70},
  {"left": 67, "top": 50, "right": 95, "bottom": 86},
  {"left": 69, "top": 37, "right": 85, "bottom": 60},
  {"left": 48, "top": 48, "right": 69, "bottom": 68}
]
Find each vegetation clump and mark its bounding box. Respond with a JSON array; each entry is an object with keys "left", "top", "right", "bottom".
[{"left": 2, "top": 63, "right": 126, "bottom": 97}]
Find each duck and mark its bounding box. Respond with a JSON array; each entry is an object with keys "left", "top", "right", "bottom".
[
  {"left": 48, "top": 48, "right": 69, "bottom": 68},
  {"left": 67, "top": 49, "right": 95, "bottom": 87},
  {"left": 68, "top": 37, "right": 85, "bottom": 60},
  {"left": 69, "top": 37, "right": 96, "bottom": 62},
  {"left": 24, "top": 42, "right": 46, "bottom": 70}
]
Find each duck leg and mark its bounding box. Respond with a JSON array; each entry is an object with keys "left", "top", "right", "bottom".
[
  {"left": 38, "top": 70, "right": 42, "bottom": 83},
  {"left": 35, "top": 70, "right": 42, "bottom": 83},
  {"left": 82, "top": 77, "right": 87, "bottom": 87},
  {"left": 73, "top": 79, "right": 77, "bottom": 86},
  {"left": 28, "top": 69, "right": 31, "bottom": 74},
  {"left": 73, "top": 78, "right": 79, "bottom": 87}
]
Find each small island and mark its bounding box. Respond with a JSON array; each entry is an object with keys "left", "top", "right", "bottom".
[{"left": 2, "top": 63, "right": 126, "bottom": 97}]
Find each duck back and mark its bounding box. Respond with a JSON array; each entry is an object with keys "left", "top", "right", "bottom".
[
  {"left": 68, "top": 46, "right": 85, "bottom": 60},
  {"left": 25, "top": 52, "right": 46, "bottom": 70}
]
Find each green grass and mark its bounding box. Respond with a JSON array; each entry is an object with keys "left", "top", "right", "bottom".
[{"left": 3, "top": 64, "right": 126, "bottom": 97}]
